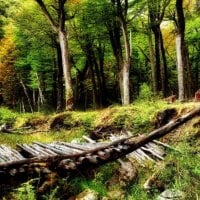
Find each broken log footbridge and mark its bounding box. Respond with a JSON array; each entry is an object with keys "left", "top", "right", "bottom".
[{"left": 0, "top": 106, "right": 199, "bottom": 180}]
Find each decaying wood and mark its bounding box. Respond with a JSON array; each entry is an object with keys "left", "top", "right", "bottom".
[{"left": 0, "top": 106, "right": 199, "bottom": 178}]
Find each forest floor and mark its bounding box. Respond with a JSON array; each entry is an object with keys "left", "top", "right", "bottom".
[{"left": 0, "top": 100, "right": 199, "bottom": 199}]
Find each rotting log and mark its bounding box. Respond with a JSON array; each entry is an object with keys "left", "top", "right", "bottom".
[{"left": 0, "top": 106, "right": 199, "bottom": 176}]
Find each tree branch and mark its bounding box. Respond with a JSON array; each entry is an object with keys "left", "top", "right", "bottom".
[{"left": 35, "top": 0, "right": 58, "bottom": 32}]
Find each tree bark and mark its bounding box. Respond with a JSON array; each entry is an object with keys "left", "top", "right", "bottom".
[
  {"left": 148, "top": 30, "right": 156, "bottom": 93},
  {"left": 107, "top": 20, "right": 124, "bottom": 104},
  {"left": 58, "top": 30, "right": 73, "bottom": 110},
  {"left": 175, "top": 0, "right": 187, "bottom": 101},
  {"left": 20, "top": 79, "right": 33, "bottom": 113},
  {"left": 176, "top": 34, "right": 185, "bottom": 101},
  {"left": 116, "top": 0, "right": 131, "bottom": 105},
  {"left": 148, "top": 0, "right": 170, "bottom": 96},
  {"left": 159, "top": 29, "right": 168, "bottom": 97},
  {"left": 35, "top": 0, "right": 74, "bottom": 110},
  {"left": 97, "top": 43, "right": 107, "bottom": 107}
]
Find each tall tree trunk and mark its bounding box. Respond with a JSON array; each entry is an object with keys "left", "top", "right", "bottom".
[
  {"left": 184, "top": 46, "right": 193, "bottom": 98},
  {"left": 152, "top": 26, "right": 162, "bottom": 93},
  {"left": 35, "top": 0, "right": 74, "bottom": 110},
  {"left": 58, "top": 30, "right": 73, "bottom": 110},
  {"left": 121, "top": 20, "right": 131, "bottom": 105},
  {"left": 97, "top": 43, "right": 107, "bottom": 107},
  {"left": 148, "top": 30, "right": 156, "bottom": 93},
  {"left": 176, "top": 34, "right": 185, "bottom": 100},
  {"left": 159, "top": 29, "right": 168, "bottom": 97},
  {"left": 107, "top": 24, "right": 124, "bottom": 103},
  {"left": 56, "top": 42, "right": 64, "bottom": 112},
  {"left": 148, "top": 0, "right": 170, "bottom": 96},
  {"left": 116, "top": 0, "right": 131, "bottom": 105},
  {"left": 89, "top": 60, "right": 98, "bottom": 109},
  {"left": 176, "top": 0, "right": 187, "bottom": 101}
]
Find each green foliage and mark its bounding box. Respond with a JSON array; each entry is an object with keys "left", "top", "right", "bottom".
[
  {"left": 42, "top": 186, "right": 59, "bottom": 200},
  {"left": 0, "top": 107, "right": 17, "bottom": 125},
  {"left": 137, "top": 83, "right": 154, "bottom": 101},
  {"left": 70, "top": 176, "right": 106, "bottom": 197},
  {"left": 14, "top": 179, "right": 36, "bottom": 200},
  {"left": 70, "top": 163, "right": 118, "bottom": 198}
]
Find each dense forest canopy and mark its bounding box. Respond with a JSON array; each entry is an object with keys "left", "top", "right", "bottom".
[{"left": 0, "top": 0, "right": 199, "bottom": 112}]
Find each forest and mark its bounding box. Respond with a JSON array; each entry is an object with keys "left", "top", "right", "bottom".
[
  {"left": 0, "top": 0, "right": 199, "bottom": 111},
  {"left": 0, "top": 0, "right": 200, "bottom": 199}
]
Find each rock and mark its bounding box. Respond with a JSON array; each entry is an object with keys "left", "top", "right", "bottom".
[
  {"left": 157, "top": 189, "right": 185, "bottom": 200},
  {"left": 75, "top": 189, "right": 98, "bottom": 200}
]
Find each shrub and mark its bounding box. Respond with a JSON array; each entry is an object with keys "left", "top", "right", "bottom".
[
  {"left": 0, "top": 107, "right": 17, "bottom": 126},
  {"left": 137, "top": 83, "right": 153, "bottom": 101},
  {"left": 14, "top": 179, "right": 36, "bottom": 200}
]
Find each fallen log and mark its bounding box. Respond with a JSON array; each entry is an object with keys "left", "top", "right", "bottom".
[
  {"left": 0, "top": 106, "right": 199, "bottom": 173},
  {"left": 125, "top": 106, "right": 200, "bottom": 147}
]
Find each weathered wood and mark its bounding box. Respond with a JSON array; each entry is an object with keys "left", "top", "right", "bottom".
[
  {"left": 141, "top": 146, "right": 164, "bottom": 160},
  {"left": 0, "top": 106, "right": 199, "bottom": 174},
  {"left": 152, "top": 140, "right": 178, "bottom": 151}
]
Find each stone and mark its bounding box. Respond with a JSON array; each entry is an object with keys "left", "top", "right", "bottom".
[
  {"left": 75, "top": 189, "right": 98, "bottom": 200},
  {"left": 157, "top": 189, "right": 185, "bottom": 200}
]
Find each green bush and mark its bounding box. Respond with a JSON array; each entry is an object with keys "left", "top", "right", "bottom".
[
  {"left": 0, "top": 107, "right": 17, "bottom": 126},
  {"left": 137, "top": 83, "right": 154, "bottom": 101}
]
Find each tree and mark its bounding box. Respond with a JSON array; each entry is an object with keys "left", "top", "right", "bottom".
[
  {"left": 116, "top": 0, "right": 131, "bottom": 105},
  {"left": 0, "top": 35, "right": 21, "bottom": 107},
  {"left": 35, "top": 0, "right": 74, "bottom": 110},
  {"left": 13, "top": 1, "right": 61, "bottom": 112},
  {"left": 175, "top": 0, "right": 192, "bottom": 100},
  {"left": 105, "top": 0, "right": 131, "bottom": 105},
  {"left": 148, "top": 0, "right": 170, "bottom": 97}
]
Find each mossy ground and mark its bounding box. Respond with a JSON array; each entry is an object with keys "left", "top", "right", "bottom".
[{"left": 0, "top": 101, "right": 199, "bottom": 199}]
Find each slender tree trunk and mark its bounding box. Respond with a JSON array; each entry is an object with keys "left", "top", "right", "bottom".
[
  {"left": 159, "top": 29, "right": 168, "bottom": 97},
  {"left": 56, "top": 42, "right": 64, "bottom": 112},
  {"left": 148, "top": 31, "right": 156, "bottom": 93},
  {"left": 176, "top": 34, "right": 185, "bottom": 101},
  {"left": 20, "top": 79, "right": 33, "bottom": 113},
  {"left": 36, "top": 72, "right": 45, "bottom": 105},
  {"left": 176, "top": 0, "right": 187, "bottom": 101},
  {"left": 184, "top": 45, "right": 193, "bottom": 98},
  {"left": 121, "top": 21, "right": 131, "bottom": 105},
  {"left": 52, "top": 55, "right": 58, "bottom": 109},
  {"left": 153, "top": 27, "right": 162, "bottom": 93},
  {"left": 58, "top": 30, "right": 73, "bottom": 110},
  {"left": 107, "top": 25, "right": 124, "bottom": 103},
  {"left": 116, "top": 0, "right": 131, "bottom": 105},
  {"left": 97, "top": 43, "right": 107, "bottom": 107},
  {"left": 148, "top": 0, "right": 170, "bottom": 97},
  {"left": 32, "top": 90, "right": 36, "bottom": 109},
  {"left": 89, "top": 62, "right": 98, "bottom": 109}
]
